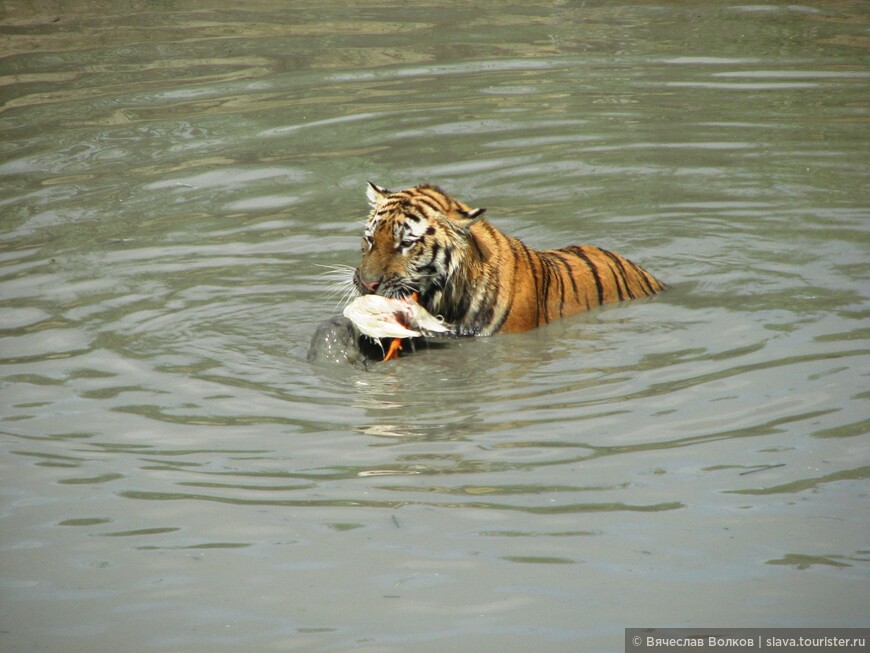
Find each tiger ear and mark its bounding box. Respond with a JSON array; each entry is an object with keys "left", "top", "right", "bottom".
[
  {"left": 456, "top": 207, "right": 486, "bottom": 229},
  {"left": 366, "top": 181, "right": 390, "bottom": 207}
]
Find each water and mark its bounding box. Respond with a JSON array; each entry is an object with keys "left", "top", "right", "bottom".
[{"left": 1, "top": 2, "right": 868, "bottom": 651}]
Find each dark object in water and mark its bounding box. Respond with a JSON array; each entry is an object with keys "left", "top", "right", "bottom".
[{"left": 307, "top": 316, "right": 381, "bottom": 368}]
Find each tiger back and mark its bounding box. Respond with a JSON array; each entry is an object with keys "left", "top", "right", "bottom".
[{"left": 354, "top": 183, "right": 666, "bottom": 337}]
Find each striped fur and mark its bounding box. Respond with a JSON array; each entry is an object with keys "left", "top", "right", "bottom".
[{"left": 353, "top": 183, "right": 666, "bottom": 337}]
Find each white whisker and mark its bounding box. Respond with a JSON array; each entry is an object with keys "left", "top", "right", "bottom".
[
  {"left": 312, "top": 264, "right": 360, "bottom": 312},
  {"left": 313, "top": 263, "right": 356, "bottom": 280}
]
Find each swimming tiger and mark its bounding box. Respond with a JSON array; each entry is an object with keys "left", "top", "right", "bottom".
[{"left": 352, "top": 182, "right": 666, "bottom": 345}]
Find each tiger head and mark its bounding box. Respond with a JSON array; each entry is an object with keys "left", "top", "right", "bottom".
[{"left": 353, "top": 182, "right": 487, "bottom": 316}]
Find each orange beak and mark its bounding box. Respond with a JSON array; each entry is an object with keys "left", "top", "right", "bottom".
[
  {"left": 381, "top": 292, "right": 420, "bottom": 362},
  {"left": 383, "top": 338, "right": 403, "bottom": 361}
]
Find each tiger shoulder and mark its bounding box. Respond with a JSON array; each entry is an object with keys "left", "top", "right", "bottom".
[{"left": 353, "top": 182, "right": 666, "bottom": 337}]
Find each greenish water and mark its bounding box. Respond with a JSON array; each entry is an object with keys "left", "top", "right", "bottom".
[{"left": 1, "top": 2, "right": 868, "bottom": 652}]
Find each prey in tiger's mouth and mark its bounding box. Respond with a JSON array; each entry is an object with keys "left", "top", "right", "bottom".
[{"left": 342, "top": 293, "right": 452, "bottom": 361}]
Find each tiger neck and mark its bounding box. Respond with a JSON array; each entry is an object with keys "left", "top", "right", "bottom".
[{"left": 422, "top": 237, "right": 489, "bottom": 335}]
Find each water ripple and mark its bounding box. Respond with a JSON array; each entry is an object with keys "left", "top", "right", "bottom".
[{"left": 1, "top": 4, "right": 868, "bottom": 649}]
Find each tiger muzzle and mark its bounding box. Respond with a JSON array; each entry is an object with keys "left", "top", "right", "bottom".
[{"left": 354, "top": 268, "right": 381, "bottom": 295}]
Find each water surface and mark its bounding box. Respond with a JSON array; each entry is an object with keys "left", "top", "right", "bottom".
[{"left": 1, "top": 2, "right": 868, "bottom": 652}]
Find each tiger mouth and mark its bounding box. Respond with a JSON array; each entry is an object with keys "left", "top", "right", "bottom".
[
  {"left": 352, "top": 270, "right": 423, "bottom": 302},
  {"left": 372, "top": 286, "right": 420, "bottom": 301}
]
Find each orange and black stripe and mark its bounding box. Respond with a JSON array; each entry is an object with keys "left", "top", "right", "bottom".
[{"left": 358, "top": 183, "right": 666, "bottom": 340}]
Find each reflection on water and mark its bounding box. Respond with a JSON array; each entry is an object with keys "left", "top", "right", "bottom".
[{"left": 1, "top": 2, "right": 869, "bottom": 652}]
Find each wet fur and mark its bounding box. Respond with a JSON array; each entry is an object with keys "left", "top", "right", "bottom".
[{"left": 354, "top": 183, "right": 666, "bottom": 337}]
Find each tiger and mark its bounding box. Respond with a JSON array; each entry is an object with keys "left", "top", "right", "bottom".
[{"left": 352, "top": 182, "right": 666, "bottom": 343}]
